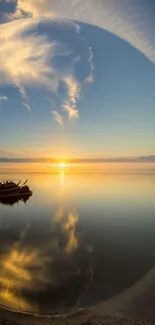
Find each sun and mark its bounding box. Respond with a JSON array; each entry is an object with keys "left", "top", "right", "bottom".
[{"left": 59, "top": 162, "right": 66, "bottom": 169}]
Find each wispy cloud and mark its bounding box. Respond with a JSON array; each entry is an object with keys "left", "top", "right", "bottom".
[
  {"left": 61, "top": 76, "right": 80, "bottom": 120},
  {"left": 0, "top": 96, "right": 8, "bottom": 101},
  {"left": 22, "top": 102, "right": 31, "bottom": 112},
  {"left": 4, "top": 1, "right": 155, "bottom": 65},
  {"left": 51, "top": 0, "right": 155, "bottom": 64},
  {"left": 3, "top": 1, "right": 154, "bottom": 129},
  {"left": 0, "top": 148, "right": 13, "bottom": 158},
  {"left": 16, "top": 84, "right": 28, "bottom": 102},
  {"left": 0, "top": 17, "right": 87, "bottom": 125},
  {"left": 84, "top": 47, "right": 94, "bottom": 84},
  {"left": 51, "top": 110, "right": 64, "bottom": 126},
  {"left": 62, "top": 102, "right": 79, "bottom": 120},
  {"left": 0, "top": 19, "right": 60, "bottom": 101},
  {"left": 62, "top": 76, "right": 80, "bottom": 105},
  {"left": 13, "top": 0, "right": 155, "bottom": 64},
  {"left": 14, "top": 0, "right": 55, "bottom": 19}
]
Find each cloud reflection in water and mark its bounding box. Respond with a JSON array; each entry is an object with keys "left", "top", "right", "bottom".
[{"left": 0, "top": 200, "right": 92, "bottom": 313}]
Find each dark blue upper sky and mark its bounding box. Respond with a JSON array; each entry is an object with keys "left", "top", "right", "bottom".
[{"left": 0, "top": 0, "right": 155, "bottom": 158}]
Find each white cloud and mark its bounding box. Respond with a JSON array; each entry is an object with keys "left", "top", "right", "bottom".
[
  {"left": 61, "top": 75, "right": 80, "bottom": 120},
  {"left": 0, "top": 18, "right": 60, "bottom": 101},
  {"left": 0, "top": 148, "right": 14, "bottom": 158},
  {"left": 62, "top": 102, "right": 79, "bottom": 120},
  {"left": 51, "top": 110, "right": 64, "bottom": 126},
  {"left": 62, "top": 76, "right": 80, "bottom": 105},
  {"left": 22, "top": 103, "right": 31, "bottom": 112},
  {"left": 3, "top": 1, "right": 155, "bottom": 65},
  {"left": 1, "top": 3, "right": 97, "bottom": 125},
  {"left": 10, "top": 0, "right": 155, "bottom": 65},
  {"left": 0, "top": 17, "right": 85, "bottom": 124},
  {"left": 0, "top": 96, "right": 8, "bottom": 101},
  {"left": 15, "top": 0, "right": 55, "bottom": 19},
  {"left": 50, "top": 0, "right": 155, "bottom": 64},
  {"left": 84, "top": 47, "right": 94, "bottom": 84}
]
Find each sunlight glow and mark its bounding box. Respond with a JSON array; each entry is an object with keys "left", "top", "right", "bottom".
[
  {"left": 60, "top": 171, "right": 65, "bottom": 198},
  {"left": 59, "top": 162, "right": 66, "bottom": 169}
]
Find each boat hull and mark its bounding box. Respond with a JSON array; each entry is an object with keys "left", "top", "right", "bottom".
[{"left": 0, "top": 190, "right": 33, "bottom": 199}]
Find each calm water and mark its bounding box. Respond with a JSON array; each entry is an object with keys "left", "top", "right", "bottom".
[{"left": 0, "top": 163, "right": 155, "bottom": 315}]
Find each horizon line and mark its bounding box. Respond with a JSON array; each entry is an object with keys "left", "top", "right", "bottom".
[{"left": 0, "top": 155, "right": 155, "bottom": 163}]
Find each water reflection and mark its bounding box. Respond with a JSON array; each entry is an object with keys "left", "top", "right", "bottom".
[
  {"left": 0, "top": 243, "right": 39, "bottom": 311},
  {"left": 0, "top": 194, "right": 32, "bottom": 206},
  {"left": 0, "top": 199, "right": 92, "bottom": 313},
  {"left": 0, "top": 166, "right": 155, "bottom": 315},
  {"left": 60, "top": 171, "right": 65, "bottom": 198},
  {"left": 54, "top": 208, "right": 79, "bottom": 254}
]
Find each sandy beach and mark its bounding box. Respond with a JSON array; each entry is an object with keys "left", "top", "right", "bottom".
[
  {"left": 1, "top": 299, "right": 155, "bottom": 325},
  {"left": 1, "top": 264, "right": 155, "bottom": 325},
  {"left": 0, "top": 307, "right": 153, "bottom": 325}
]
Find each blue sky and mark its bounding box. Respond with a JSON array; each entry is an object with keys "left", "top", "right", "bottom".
[{"left": 0, "top": 0, "right": 155, "bottom": 159}]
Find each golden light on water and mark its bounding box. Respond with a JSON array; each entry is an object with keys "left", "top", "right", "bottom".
[{"left": 60, "top": 170, "right": 65, "bottom": 198}]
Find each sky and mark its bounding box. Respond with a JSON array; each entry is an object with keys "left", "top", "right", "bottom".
[{"left": 0, "top": 0, "right": 155, "bottom": 159}]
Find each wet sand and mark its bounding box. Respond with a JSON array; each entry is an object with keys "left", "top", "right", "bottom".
[
  {"left": 1, "top": 302, "right": 155, "bottom": 325},
  {"left": 0, "top": 307, "right": 153, "bottom": 325}
]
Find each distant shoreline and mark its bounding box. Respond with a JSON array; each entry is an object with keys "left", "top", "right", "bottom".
[{"left": 0, "top": 157, "right": 155, "bottom": 163}]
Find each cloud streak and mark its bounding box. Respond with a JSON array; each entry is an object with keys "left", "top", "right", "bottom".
[
  {"left": 22, "top": 102, "right": 31, "bottom": 112},
  {"left": 62, "top": 76, "right": 80, "bottom": 106},
  {"left": 0, "top": 19, "right": 60, "bottom": 101},
  {"left": 84, "top": 47, "right": 94, "bottom": 84},
  {"left": 51, "top": 110, "right": 64, "bottom": 126},
  {"left": 61, "top": 76, "right": 80, "bottom": 120},
  {"left": 62, "top": 102, "right": 79, "bottom": 120},
  {"left": 2, "top": 0, "right": 154, "bottom": 131},
  {"left": 0, "top": 96, "right": 8, "bottom": 101},
  {"left": 3, "top": 1, "right": 154, "bottom": 127},
  {"left": 8, "top": 0, "right": 155, "bottom": 64},
  {"left": 51, "top": 0, "right": 155, "bottom": 64},
  {"left": 0, "top": 17, "right": 86, "bottom": 124},
  {"left": 14, "top": 0, "right": 55, "bottom": 19}
]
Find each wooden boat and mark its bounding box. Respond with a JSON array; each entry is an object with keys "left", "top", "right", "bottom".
[
  {"left": 0, "top": 180, "right": 32, "bottom": 199},
  {"left": 0, "top": 194, "right": 32, "bottom": 206}
]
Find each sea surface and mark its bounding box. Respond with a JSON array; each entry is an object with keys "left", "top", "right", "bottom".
[{"left": 0, "top": 162, "right": 155, "bottom": 315}]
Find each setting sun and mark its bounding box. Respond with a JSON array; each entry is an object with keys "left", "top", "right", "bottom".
[{"left": 59, "top": 162, "right": 66, "bottom": 169}]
